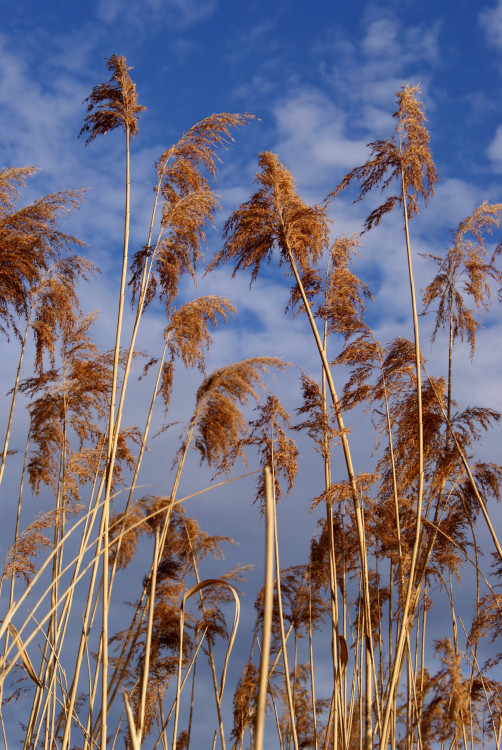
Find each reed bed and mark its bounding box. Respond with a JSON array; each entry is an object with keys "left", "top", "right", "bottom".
[{"left": 0, "top": 56, "right": 501, "bottom": 750}]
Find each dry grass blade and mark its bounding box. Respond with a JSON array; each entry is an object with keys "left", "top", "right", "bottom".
[
  {"left": 5, "top": 624, "right": 42, "bottom": 687},
  {"left": 338, "top": 634, "right": 349, "bottom": 677}
]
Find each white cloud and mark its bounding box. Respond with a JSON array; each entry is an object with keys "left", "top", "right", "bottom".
[
  {"left": 325, "top": 12, "right": 439, "bottom": 132},
  {"left": 361, "top": 17, "right": 400, "bottom": 57},
  {"left": 487, "top": 124, "right": 502, "bottom": 171},
  {"left": 271, "top": 88, "right": 368, "bottom": 191},
  {"left": 265, "top": 12, "right": 441, "bottom": 197},
  {"left": 479, "top": 0, "right": 502, "bottom": 48},
  {"left": 361, "top": 12, "right": 440, "bottom": 67},
  {"left": 420, "top": 177, "right": 484, "bottom": 230},
  {"left": 96, "top": 0, "right": 122, "bottom": 24},
  {"left": 96, "top": 0, "right": 218, "bottom": 29},
  {"left": 0, "top": 38, "right": 84, "bottom": 173}
]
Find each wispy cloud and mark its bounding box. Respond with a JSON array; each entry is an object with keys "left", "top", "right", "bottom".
[
  {"left": 0, "top": 37, "right": 85, "bottom": 174},
  {"left": 322, "top": 11, "right": 440, "bottom": 109},
  {"left": 487, "top": 124, "right": 502, "bottom": 171},
  {"left": 263, "top": 12, "right": 440, "bottom": 198},
  {"left": 271, "top": 88, "right": 368, "bottom": 187},
  {"left": 479, "top": 0, "right": 502, "bottom": 48},
  {"left": 96, "top": 0, "right": 218, "bottom": 29}
]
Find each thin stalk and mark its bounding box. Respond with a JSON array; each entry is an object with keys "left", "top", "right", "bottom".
[
  {"left": 0, "top": 316, "right": 30, "bottom": 486},
  {"left": 1, "top": 431, "right": 29, "bottom": 723},
  {"left": 186, "top": 654, "right": 197, "bottom": 750},
  {"left": 380, "top": 172, "right": 425, "bottom": 750},
  {"left": 255, "top": 467, "right": 274, "bottom": 750},
  {"left": 108, "top": 336, "right": 169, "bottom": 596},
  {"left": 111, "top": 706, "right": 127, "bottom": 750},
  {"left": 292, "top": 631, "right": 298, "bottom": 748},
  {"left": 157, "top": 688, "right": 170, "bottom": 750},
  {"left": 376, "top": 340, "right": 404, "bottom": 582},
  {"left": 412, "top": 599, "right": 421, "bottom": 749},
  {"left": 0, "top": 708, "right": 7, "bottom": 750},
  {"left": 424, "top": 368, "right": 502, "bottom": 562},
  {"left": 60, "top": 494, "right": 112, "bottom": 750},
  {"left": 137, "top": 529, "right": 160, "bottom": 741},
  {"left": 270, "top": 451, "right": 299, "bottom": 750},
  {"left": 281, "top": 239, "right": 377, "bottom": 748},
  {"left": 321, "top": 693, "right": 335, "bottom": 750},
  {"left": 173, "top": 581, "right": 240, "bottom": 750},
  {"left": 320, "top": 310, "right": 345, "bottom": 750},
  {"left": 100, "top": 119, "right": 131, "bottom": 750},
  {"left": 405, "top": 647, "right": 412, "bottom": 750},
  {"left": 307, "top": 575, "right": 318, "bottom": 750},
  {"left": 268, "top": 682, "right": 284, "bottom": 750},
  {"left": 184, "top": 525, "right": 227, "bottom": 750},
  {"left": 151, "top": 627, "right": 208, "bottom": 750},
  {"left": 25, "top": 382, "right": 70, "bottom": 749},
  {"left": 107, "top": 173, "right": 163, "bottom": 451},
  {"left": 267, "top": 623, "right": 294, "bottom": 680},
  {"left": 48, "top": 374, "right": 69, "bottom": 746}
]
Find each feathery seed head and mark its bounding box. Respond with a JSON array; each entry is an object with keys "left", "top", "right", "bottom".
[
  {"left": 79, "top": 55, "right": 145, "bottom": 144},
  {"left": 210, "top": 151, "right": 330, "bottom": 283},
  {"left": 331, "top": 84, "right": 437, "bottom": 230}
]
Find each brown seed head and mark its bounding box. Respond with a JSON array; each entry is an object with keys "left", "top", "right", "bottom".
[{"left": 79, "top": 55, "right": 145, "bottom": 144}]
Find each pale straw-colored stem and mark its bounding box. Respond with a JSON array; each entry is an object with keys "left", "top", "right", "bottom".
[
  {"left": 282, "top": 241, "right": 378, "bottom": 746},
  {"left": 107, "top": 336, "right": 169, "bottom": 597},
  {"left": 183, "top": 519, "right": 227, "bottom": 750},
  {"left": 380, "top": 173, "right": 425, "bottom": 750},
  {"left": 138, "top": 529, "right": 160, "bottom": 741},
  {"left": 101, "top": 120, "right": 132, "bottom": 750},
  {"left": 424, "top": 369, "right": 502, "bottom": 562},
  {"left": 307, "top": 576, "right": 318, "bottom": 750},
  {"left": 151, "top": 628, "right": 208, "bottom": 750},
  {"left": 255, "top": 467, "right": 274, "bottom": 750},
  {"left": 173, "top": 580, "right": 240, "bottom": 750},
  {"left": 270, "top": 442, "right": 299, "bottom": 750},
  {"left": 320, "top": 304, "right": 345, "bottom": 749},
  {"left": 0, "top": 316, "right": 30, "bottom": 487}
]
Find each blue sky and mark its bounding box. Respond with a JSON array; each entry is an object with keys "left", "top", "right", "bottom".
[{"left": 1, "top": 0, "right": 502, "bottom": 746}]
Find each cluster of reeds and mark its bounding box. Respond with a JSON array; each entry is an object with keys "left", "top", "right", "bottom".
[{"left": 0, "top": 57, "right": 501, "bottom": 749}]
